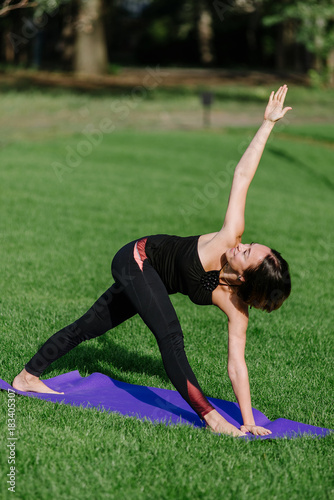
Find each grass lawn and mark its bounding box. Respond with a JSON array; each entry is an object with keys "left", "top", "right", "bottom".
[{"left": 0, "top": 85, "right": 333, "bottom": 500}]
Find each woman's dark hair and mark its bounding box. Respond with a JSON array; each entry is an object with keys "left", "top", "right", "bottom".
[{"left": 236, "top": 249, "right": 291, "bottom": 313}]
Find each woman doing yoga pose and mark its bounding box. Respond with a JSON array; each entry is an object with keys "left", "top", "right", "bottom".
[{"left": 13, "top": 85, "right": 292, "bottom": 437}]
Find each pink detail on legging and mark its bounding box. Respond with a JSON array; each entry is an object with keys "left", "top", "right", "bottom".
[
  {"left": 187, "top": 380, "right": 214, "bottom": 419},
  {"left": 133, "top": 237, "right": 148, "bottom": 272}
]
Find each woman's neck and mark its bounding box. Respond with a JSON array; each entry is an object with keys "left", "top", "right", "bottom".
[{"left": 220, "top": 261, "right": 241, "bottom": 287}]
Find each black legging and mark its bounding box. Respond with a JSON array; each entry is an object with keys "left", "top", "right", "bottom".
[{"left": 25, "top": 239, "right": 214, "bottom": 420}]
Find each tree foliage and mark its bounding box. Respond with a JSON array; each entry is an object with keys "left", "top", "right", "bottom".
[
  {"left": 1, "top": 0, "right": 334, "bottom": 82},
  {"left": 0, "top": 0, "right": 68, "bottom": 17},
  {"left": 263, "top": 0, "right": 334, "bottom": 70}
]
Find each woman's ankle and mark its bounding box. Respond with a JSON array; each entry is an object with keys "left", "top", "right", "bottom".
[
  {"left": 204, "top": 409, "right": 223, "bottom": 428},
  {"left": 21, "top": 368, "right": 39, "bottom": 380}
]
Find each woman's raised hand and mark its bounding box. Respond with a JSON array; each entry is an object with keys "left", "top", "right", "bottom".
[{"left": 264, "top": 84, "right": 292, "bottom": 123}]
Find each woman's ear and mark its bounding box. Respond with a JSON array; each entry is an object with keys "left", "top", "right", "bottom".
[{"left": 238, "top": 275, "right": 245, "bottom": 282}]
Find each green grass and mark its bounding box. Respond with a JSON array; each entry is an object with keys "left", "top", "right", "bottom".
[
  {"left": 0, "top": 87, "right": 333, "bottom": 500},
  {"left": 0, "top": 83, "right": 333, "bottom": 145}
]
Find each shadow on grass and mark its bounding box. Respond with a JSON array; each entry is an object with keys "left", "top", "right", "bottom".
[
  {"left": 44, "top": 333, "right": 169, "bottom": 385},
  {"left": 267, "top": 146, "right": 334, "bottom": 192}
]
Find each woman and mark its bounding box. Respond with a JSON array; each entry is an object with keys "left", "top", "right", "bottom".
[{"left": 13, "top": 85, "right": 292, "bottom": 437}]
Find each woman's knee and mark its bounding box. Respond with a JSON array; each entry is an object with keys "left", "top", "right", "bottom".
[{"left": 156, "top": 321, "right": 185, "bottom": 352}]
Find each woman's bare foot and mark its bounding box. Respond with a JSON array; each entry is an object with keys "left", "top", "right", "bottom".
[
  {"left": 12, "top": 369, "right": 64, "bottom": 394},
  {"left": 204, "top": 410, "right": 246, "bottom": 437}
]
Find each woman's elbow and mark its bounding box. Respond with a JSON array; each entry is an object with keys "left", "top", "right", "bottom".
[{"left": 227, "top": 361, "right": 248, "bottom": 381}]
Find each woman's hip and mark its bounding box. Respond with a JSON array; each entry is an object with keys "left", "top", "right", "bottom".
[{"left": 111, "top": 237, "right": 149, "bottom": 281}]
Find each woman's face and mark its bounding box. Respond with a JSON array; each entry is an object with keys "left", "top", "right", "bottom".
[{"left": 226, "top": 243, "right": 271, "bottom": 277}]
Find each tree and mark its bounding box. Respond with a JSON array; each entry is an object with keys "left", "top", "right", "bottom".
[
  {"left": 73, "top": 0, "right": 108, "bottom": 75},
  {"left": 263, "top": 0, "right": 334, "bottom": 83},
  {"left": 0, "top": 0, "right": 109, "bottom": 75},
  {"left": 0, "top": 1, "right": 36, "bottom": 17},
  {"left": 197, "top": 0, "right": 214, "bottom": 65}
]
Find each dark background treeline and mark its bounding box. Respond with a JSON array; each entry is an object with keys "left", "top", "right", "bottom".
[{"left": 0, "top": 0, "right": 333, "bottom": 82}]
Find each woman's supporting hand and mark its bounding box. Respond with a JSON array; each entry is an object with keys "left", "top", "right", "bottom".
[
  {"left": 264, "top": 85, "right": 292, "bottom": 123},
  {"left": 240, "top": 424, "right": 272, "bottom": 436}
]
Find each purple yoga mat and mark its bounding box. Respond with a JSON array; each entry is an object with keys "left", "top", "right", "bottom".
[{"left": 1, "top": 371, "right": 331, "bottom": 440}]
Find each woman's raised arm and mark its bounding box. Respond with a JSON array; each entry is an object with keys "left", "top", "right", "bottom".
[{"left": 218, "top": 85, "right": 292, "bottom": 244}]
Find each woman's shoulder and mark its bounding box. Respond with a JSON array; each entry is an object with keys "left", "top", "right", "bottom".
[
  {"left": 198, "top": 232, "right": 219, "bottom": 244},
  {"left": 198, "top": 231, "right": 240, "bottom": 271},
  {"left": 212, "top": 286, "right": 249, "bottom": 319},
  {"left": 199, "top": 230, "right": 241, "bottom": 248}
]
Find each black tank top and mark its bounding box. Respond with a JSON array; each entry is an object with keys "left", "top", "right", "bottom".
[{"left": 145, "top": 234, "right": 222, "bottom": 306}]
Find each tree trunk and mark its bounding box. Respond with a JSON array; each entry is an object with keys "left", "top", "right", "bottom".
[
  {"left": 275, "top": 20, "right": 294, "bottom": 72},
  {"left": 275, "top": 23, "right": 285, "bottom": 71},
  {"left": 197, "top": 1, "right": 214, "bottom": 65},
  {"left": 74, "top": 0, "right": 108, "bottom": 75},
  {"left": 3, "top": 29, "right": 15, "bottom": 63},
  {"left": 327, "top": 48, "right": 334, "bottom": 86},
  {"left": 246, "top": 9, "right": 261, "bottom": 66}
]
